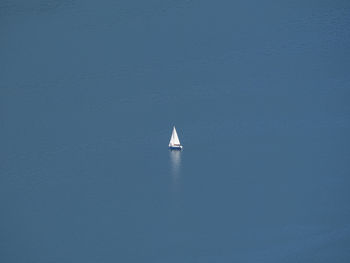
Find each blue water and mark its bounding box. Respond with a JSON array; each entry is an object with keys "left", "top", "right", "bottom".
[{"left": 1, "top": 0, "right": 350, "bottom": 262}]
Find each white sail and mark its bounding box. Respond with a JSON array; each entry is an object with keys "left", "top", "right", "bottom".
[{"left": 169, "top": 126, "right": 181, "bottom": 146}]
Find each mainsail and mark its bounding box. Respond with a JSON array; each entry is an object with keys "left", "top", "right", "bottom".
[{"left": 169, "top": 126, "right": 181, "bottom": 146}]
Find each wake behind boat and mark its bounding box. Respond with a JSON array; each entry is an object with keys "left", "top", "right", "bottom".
[{"left": 169, "top": 126, "right": 183, "bottom": 150}]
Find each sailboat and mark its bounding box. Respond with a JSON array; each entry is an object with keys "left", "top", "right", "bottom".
[{"left": 169, "top": 126, "right": 183, "bottom": 150}]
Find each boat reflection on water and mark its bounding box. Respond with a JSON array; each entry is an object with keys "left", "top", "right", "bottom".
[{"left": 169, "top": 149, "right": 181, "bottom": 190}]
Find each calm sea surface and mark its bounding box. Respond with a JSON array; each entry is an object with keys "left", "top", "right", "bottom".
[{"left": 1, "top": 0, "right": 350, "bottom": 262}]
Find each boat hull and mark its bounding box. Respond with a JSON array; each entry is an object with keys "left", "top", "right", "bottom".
[{"left": 169, "top": 145, "right": 183, "bottom": 150}]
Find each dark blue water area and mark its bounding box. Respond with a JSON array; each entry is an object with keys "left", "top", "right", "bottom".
[{"left": 1, "top": 0, "right": 350, "bottom": 262}]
